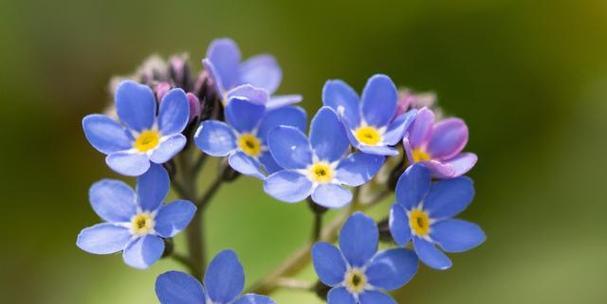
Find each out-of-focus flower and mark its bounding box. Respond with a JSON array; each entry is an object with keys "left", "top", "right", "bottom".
[
  {"left": 389, "top": 164, "right": 485, "bottom": 270},
  {"left": 77, "top": 165, "right": 196, "bottom": 269},
  {"left": 155, "top": 250, "right": 275, "bottom": 304},
  {"left": 312, "top": 212, "right": 418, "bottom": 304},
  {"left": 83, "top": 80, "right": 189, "bottom": 176},
  {"left": 395, "top": 88, "right": 436, "bottom": 116},
  {"left": 264, "top": 107, "right": 385, "bottom": 208},
  {"left": 323, "top": 74, "right": 417, "bottom": 156},
  {"left": 403, "top": 107, "right": 477, "bottom": 178}
]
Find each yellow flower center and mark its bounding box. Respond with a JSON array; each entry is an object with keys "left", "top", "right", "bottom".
[
  {"left": 134, "top": 130, "right": 160, "bottom": 152},
  {"left": 238, "top": 133, "right": 262, "bottom": 157},
  {"left": 354, "top": 126, "right": 382, "bottom": 146},
  {"left": 130, "top": 212, "right": 155, "bottom": 236},
  {"left": 412, "top": 147, "right": 431, "bottom": 163},
  {"left": 308, "top": 162, "right": 334, "bottom": 184},
  {"left": 344, "top": 268, "right": 367, "bottom": 294},
  {"left": 409, "top": 208, "right": 431, "bottom": 236}
]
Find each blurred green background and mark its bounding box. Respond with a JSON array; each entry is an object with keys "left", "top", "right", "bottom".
[{"left": 1, "top": 0, "right": 606, "bottom": 303}]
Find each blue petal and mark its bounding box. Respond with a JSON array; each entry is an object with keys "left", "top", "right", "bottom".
[
  {"left": 395, "top": 164, "right": 431, "bottom": 210},
  {"left": 123, "top": 235, "right": 165, "bottom": 269},
  {"left": 239, "top": 54, "right": 282, "bottom": 95},
  {"left": 322, "top": 80, "right": 361, "bottom": 126},
  {"left": 106, "top": 151, "right": 150, "bottom": 176},
  {"left": 266, "top": 95, "right": 303, "bottom": 109},
  {"left": 382, "top": 110, "right": 417, "bottom": 146},
  {"left": 233, "top": 294, "right": 276, "bottom": 304},
  {"left": 158, "top": 88, "right": 189, "bottom": 135},
  {"left": 389, "top": 205, "right": 411, "bottom": 247},
  {"left": 412, "top": 237, "right": 452, "bottom": 270},
  {"left": 424, "top": 176, "right": 475, "bottom": 218},
  {"left": 267, "top": 126, "right": 312, "bottom": 169},
  {"left": 205, "top": 38, "right": 241, "bottom": 92},
  {"left": 327, "top": 287, "right": 355, "bottom": 304},
  {"left": 76, "top": 223, "right": 131, "bottom": 254},
  {"left": 356, "top": 144, "right": 398, "bottom": 156},
  {"left": 154, "top": 200, "right": 197, "bottom": 238},
  {"left": 339, "top": 212, "right": 378, "bottom": 267},
  {"left": 312, "top": 242, "right": 347, "bottom": 286},
  {"left": 360, "top": 75, "right": 397, "bottom": 127},
  {"left": 257, "top": 106, "right": 307, "bottom": 143},
  {"left": 359, "top": 291, "right": 396, "bottom": 304},
  {"left": 227, "top": 84, "right": 269, "bottom": 105},
  {"left": 259, "top": 151, "right": 281, "bottom": 174},
  {"left": 263, "top": 170, "right": 313, "bottom": 203},
  {"left": 194, "top": 121, "right": 237, "bottom": 157},
  {"left": 309, "top": 107, "right": 349, "bottom": 162},
  {"left": 156, "top": 271, "right": 205, "bottom": 304},
  {"left": 366, "top": 248, "right": 418, "bottom": 291},
  {"left": 311, "top": 184, "right": 352, "bottom": 209},
  {"left": 204, "top": 250, "right": 244, "bottom": 303},
  {"left": 82, "top": 114, "right": 132, "bottom": 154},
  {"left": 89, "top": 179, "right": 137, "bottom": 222},
  {"left": 136, "top": 164, "right": 169, "bottom": 211},
  {"left": 228, "top": 152, "right": 265, "bottom": 179},
  {"left": 225, "top": 98, "right": 265, "bottom": 133},
  {"left": 431, "top": 219, "right": 486, "bottom": 253},
  {"left": 115, "top": 80, "right": 156, "bottom": 132},
  {"left": 150, "top": 134, "right": 187, "bottom": 164},
  {"left": 335, "top": 152, "right": 385, "bottom": 187}
]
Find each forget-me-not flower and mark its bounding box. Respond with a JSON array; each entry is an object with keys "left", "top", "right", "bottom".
[
  {"left": 156, "top": 250, "right": 275, "bottom": 304},
  {"left": 312, "top": 212, "right": 418, "bottom": 304},
  {"left": 264, "top": 107, "right": 385, "bottom": 208},
  {"left": 389, "top": 164, "right": 485, "bottom": 270},
  {"left": 82, "top": 80, "right": 190, "bottom": 176},
  {"left": 77, "top": 165, "right": 196, "bottom": 269},
  {"left": 322, "top": 74, "right": 417, "bottom": 156}
]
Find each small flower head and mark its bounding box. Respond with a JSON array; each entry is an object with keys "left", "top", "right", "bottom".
[
  {"left": 389, "top": 164, "right": 486, "bottom": 270},
  {"left": 83, "top": 80, "right": 190, "bottom": 176},
  {"left": 395, "top": 88, "right": 436, "bottom": 116},
  {"left": 312, "top": 212, "right": 418, "bottom": 304},
  {"left": 76, "top": 165, "right": 196, "bottom": 269},
  {"left": 155, "top": 250, "right": 275, "bottom": 304},
  {"left": 264, "top": 107, "right": 385, "bottom": 208},
  {"left": 403, "top": 107, "right": 477, "bottom": 178},
  {"left": 322, "top": 74, "right": 417, "bottom": 156}
]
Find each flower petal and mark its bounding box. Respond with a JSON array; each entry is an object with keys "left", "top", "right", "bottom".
[
  {"left": 150, "top": 134, "right": 187, "bottom": 164},
  {"left": 312, "top": 242, "right": 347, "bottom": 286},
  {"left": 225, "top": 97, "right": 266, "bottom": 133},
  {"left": 259, "top": 151, "right": 281, "bottom": 174},
  {"left": 339, "top": 212, "right": 378, "bottom": 267},
  {"left": 228, "top": 152, "right": 265, "bottom": 179},
  {"left": 360, "top": 74, "right": 397, "bottom": 127},
  {"left": 227, "top": 84, "right": 269, "bottom": 105},
  {"left": 389, "top": 205, "right": 411, "bottom": 247},
  {"left": 327, "top": 287, "right": 356, "bottom": 304},
  {"left": 155, "top": 271, "right": 205, "bottom": 304},
  {"left": 310, "top": 107, "right": 349, "bottom": 162},
  {"left": 123, "top": 235, "right": 165, "bottom": 269},
  {"left": 205, "top": 38, "right": 241, "bottom": 92},
  {"left": 382, "top": 110, "right": 417, "bottom": 146},
  {"left": 89, "top": 179, "right": 137, "bottom": 222},
  {"left": 158, "top": 88, "right": 189, "bottom": 135},
  {"left": 356, "top": 144, "right": 398, "bottom": 156},
  {"left": 432, "top": 219, "right": 486, "bottom": 253},
  {"left": 266, "top": 95, "right": 303, "bottom": 109},
  {"left": 115, "top": 80, "right": 156, "bottom": 132},
  {"left": 233, "top": 294, "right": 276, "bottom": 304},
  {"left": 412, "top": 237, "right": 452, "bottom": 270},
  {"left": 359, "top": 291, "right": 396, "bottom": 304},
  {"left": 395, "top": 164, "right": 431, "bottom": 209},
  {"left": 204, "top": 250, "right": 244, "bottom": 303},
  {"left": 322, "top": 80, "right": 361, "bottom": 126},
  {"left": 136, "top": 164, "right": 170, "bottom": 211},
  {"left": 267, "top": 126, "right": 312, "bottom": 169},
  {"left": 239, "top": 54, "right": 282, "bottom": 95},
  {"left": 424, "top": 176, "right": 475, "bottom": 219},
  {"left": 427, "top": 118, "right": 469, "bottom": 160},
  {"left": 76, "top": 223, "right": 131, "bottom": 255},
  {"left": 106, "top": 151, "right": 150, "bottom": 176},
  {"left": 194, "top": 121, "right": 237, "bottom": 157},
  {"left": 335, "top": 152, "right": 384, "bottom": 187},
  {"left": 429, "top": 153, "right": 478, "bottom": 179},
  {"left": 263, "top": 170, "right": 313, "bottom": 203},
  {"left": 154, "top": 200, "right": 197, "bottom": 238},
  {"left": 257, "top": 106, "right": 307, "bottom": 143},
  {"left": 82, "top": 114, "right": 132, "bottom": 154},
  {"left": 311, "top": 184, "right": 352, "bottom": 209},
  {"left": 407, "top": 107, "right": 435, "bottom": 148},
  {"left": 366, "top": 248, "right": 418, "bottom": 291}
]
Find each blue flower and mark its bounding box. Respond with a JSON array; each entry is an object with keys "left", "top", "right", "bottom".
[
  {"left": 76, "top": 165, "right": 196, "bottom": 269},
  {"left": 264, "top": 107, "right": 385, "bottom": 208},
  {"left": 203, "top": 38, "right": 302, "bottom": 108},
  {"left": 312, "top": 212, "right": 418, "bottom": 304},
  {"left": 194, "top": 96, "right": 307, "bottom": 179},
  {"left": 156, "top": 250, "right": 275, "bottom": 304},
  {"left": 322, "top": 74, "right": 417, "bottom": 156},
  {"left": 389, "top": 164, "right": 486, "bottom": 270},
  {"left": 82, "top": 80, "right": 190, "bottom": 176}
]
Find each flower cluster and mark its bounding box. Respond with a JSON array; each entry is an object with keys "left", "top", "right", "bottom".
[{"left": 77, "top": 37, "right": 485, "bottom": 304}]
